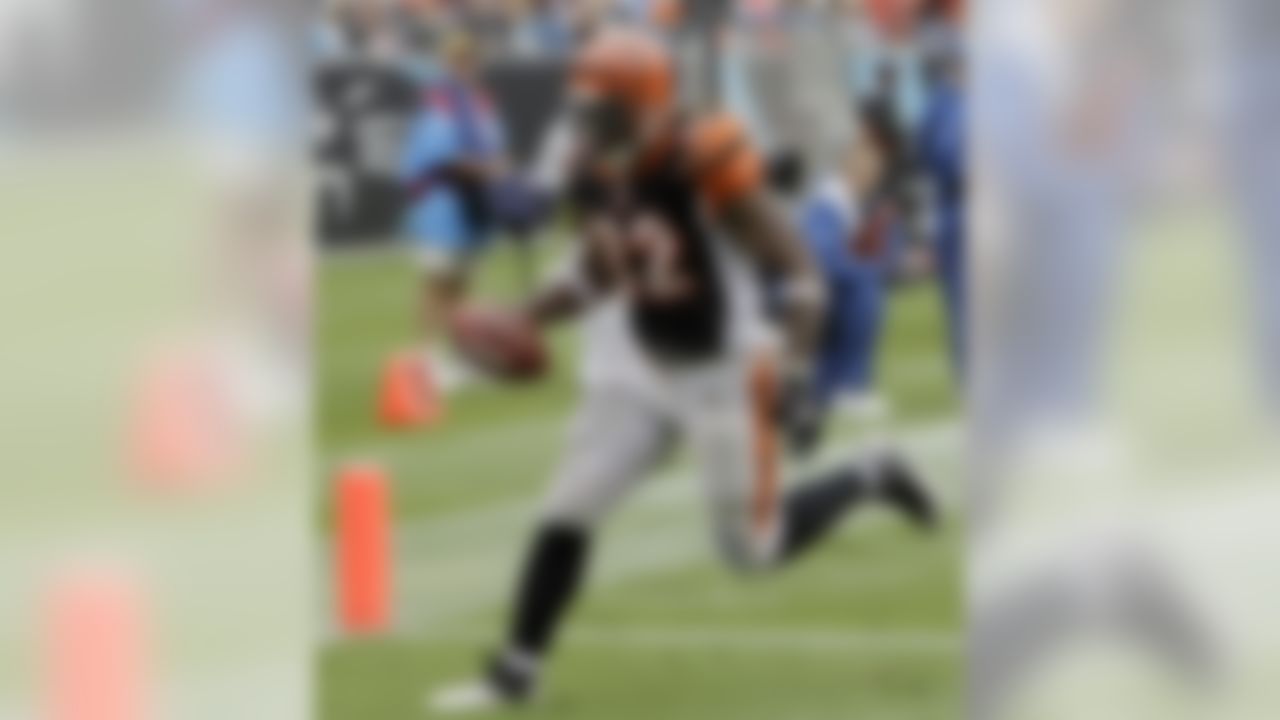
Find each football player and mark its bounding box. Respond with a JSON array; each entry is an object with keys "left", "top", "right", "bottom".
[
  {"left": 399, "top": 33, "right": 508, "bottom": 391},
  {"left": 792, "top": 122, "right": 898, "bottom": 452},
  {"left": 432, "top": 27, "right": 938, "bottom": 713}
]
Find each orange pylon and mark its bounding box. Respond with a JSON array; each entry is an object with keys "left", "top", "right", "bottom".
[
  {"left": 336, "top": 462, "right": 393, "bottom": 634},
  {"left": 44, "top": 566, "right": 151, "bottom": 720},
  {"left": 377, "top": 352, "right": 442, "bottom": 429}
]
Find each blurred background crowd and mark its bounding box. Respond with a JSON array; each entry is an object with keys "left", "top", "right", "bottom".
[
  {"left": 312, "top": 0, "right": 967, "bottom": 418},
  {"left": 313, "top": 0, "right": 964, "bottom": 257}
]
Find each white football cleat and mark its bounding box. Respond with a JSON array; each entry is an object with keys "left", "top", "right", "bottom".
[
  {"left": 421, "top": 346, "right": 478, "bottom": 395},
  {"left": 428, "top": 651, "right": 539, "bottom": 714},
  {"left": 428, "top": 678, "right": 512, "bottom": 715}
]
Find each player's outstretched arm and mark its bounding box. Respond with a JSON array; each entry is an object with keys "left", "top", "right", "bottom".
[
  {"left": 721, "top": 192, "right": 830, "bottom": 453},
  {"left": 691, "top": 112, "right": 827, "bottom": 362},
  {"left": 520, "top": 238, "right": 616, "bottom": 328},
  {"left": 720, "top": 192, "right": 827, "bottom": 363}
]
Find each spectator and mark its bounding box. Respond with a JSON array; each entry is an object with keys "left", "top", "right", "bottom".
[
  {"left": 917, "top": 11, "right": 965, "bottom": 376},
  {"left": 398, "top": 33, "right": 508, "bottom": 390},
  {"left": 511, "top": 0, "right": 577, "bottom": 58},
  {"left": 796, "top": 122, "right": 897, "bottom": 427}
]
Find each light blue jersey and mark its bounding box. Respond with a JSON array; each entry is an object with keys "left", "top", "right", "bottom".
[{"left": 399, "top": 79, "right": 506, "bottom": 267}]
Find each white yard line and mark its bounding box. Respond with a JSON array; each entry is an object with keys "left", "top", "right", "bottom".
[
  {"left": 415, "top": 625, "right": 961, "bottom": 656},
  {"left": 319, "top": 420, "right": 963, "bottom": 638},
  {"left": 389, "top": 418, "right": 963, "bottom": 548},
  {"left": 324, "top": 241, "right": 403, "bottom": 262}
]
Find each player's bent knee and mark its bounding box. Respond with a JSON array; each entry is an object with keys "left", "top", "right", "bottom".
[
  {"left": 713, "top": 527, "right": 777, "bottom": 575},
  {"left": 538, "top": 489, "right": 612, "bottom": 532},
  {"left": 537, "top": 507, "right": 601, "bottom": 534}
]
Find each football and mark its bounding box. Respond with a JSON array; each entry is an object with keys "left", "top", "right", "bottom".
[{"left": 447, "top": 304, "right": 549, "bottom": 382}]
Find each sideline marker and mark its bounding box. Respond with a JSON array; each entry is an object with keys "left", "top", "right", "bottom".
[
  {"left": 337, "top": 462, "right": 393, "bottom": 634},
  {"left": 377, "top": 352, "right": 442, "bottom": 429},
  {"left": 44, "top": 566, "right": 150, "bottom": 720}
]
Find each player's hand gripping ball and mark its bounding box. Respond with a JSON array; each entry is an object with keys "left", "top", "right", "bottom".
[{"left": 447, "top": 304, "right": 549, "bottom": 382}]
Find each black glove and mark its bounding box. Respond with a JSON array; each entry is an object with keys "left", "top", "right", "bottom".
[
  {"left": 488, "top": 178, "right": 552, "bottom": 237},
  {"left": 775, "top": 365, "right": 827, "bottom": 458}
]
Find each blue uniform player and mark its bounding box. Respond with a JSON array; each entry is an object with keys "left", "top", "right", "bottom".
[
  {"left": 918, "top": 44, "right": 966, "bottom": 378},
  {"left": 788, "top": 128, "right": 895, "bottom": 454},
  {"left": 399, "top": 36, "right": 507, "bottom": 389}
]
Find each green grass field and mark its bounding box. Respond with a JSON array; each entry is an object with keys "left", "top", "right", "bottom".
[{"left": 317, "top": 239, "right": 963, "bottom": 719}]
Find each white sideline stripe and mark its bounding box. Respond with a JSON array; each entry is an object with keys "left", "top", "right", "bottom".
[
  {"left": 325, "top": 410, "right": 561, "bottom": 469},
  {"left": 392, "top": 418, "right": 962, "bottom": 545},
  {"left": 418, "top": 626, "right": 961, "bottom": 655},
  {"left": 325, "top": 242, "right": 402, "bottom": 261},
  {"left": 388, "top": 417, "right": 961, "bottom": 570},
  {"left": 320, "top": 420, "right": 962, "bottom": 636}
]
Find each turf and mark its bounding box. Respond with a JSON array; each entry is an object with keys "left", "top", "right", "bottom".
[{"left": 317, "top": 238, "right": 963, "bottom": 719}]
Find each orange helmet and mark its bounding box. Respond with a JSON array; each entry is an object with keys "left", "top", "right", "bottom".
[
  {"left": 571, "top": 28, "right": 675, "bottom": 115},
  {"left": 863, "top": 0, "right": 919, "bottom": 40}
]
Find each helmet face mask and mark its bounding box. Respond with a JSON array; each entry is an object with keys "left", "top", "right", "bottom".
[
  {"left": 571, "top": 93, "right": 642, "bottom": 158},
  {"left": 569, "top": 27, "right": 676, "bottom": 163}
]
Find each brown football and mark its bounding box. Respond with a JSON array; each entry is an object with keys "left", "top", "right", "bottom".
[{"left": 447, "top": 304, "right": 549, "bottom": 382}]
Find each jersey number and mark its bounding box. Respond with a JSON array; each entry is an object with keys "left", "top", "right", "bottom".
[{"left": 624, "top": 212, "right": 694, "bottom": 303}]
